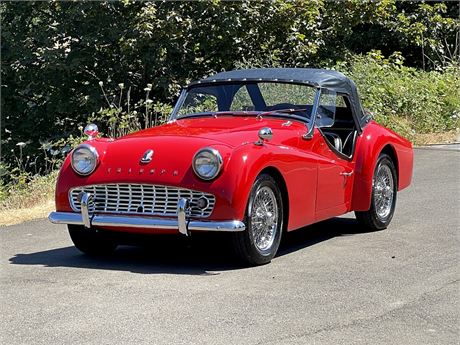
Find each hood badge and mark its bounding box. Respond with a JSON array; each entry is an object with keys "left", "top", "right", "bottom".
[{"left": 140, "top": 149, "right": 154, "bottom": 164}]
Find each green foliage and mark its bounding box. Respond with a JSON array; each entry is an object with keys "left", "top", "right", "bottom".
[
  {"left": 0, "top": 0, "right": 459, "bottom": 192},
  {"left": 341, "top": 51, "right": 460, "bottom": 140},
  {"left": 0, "top": 133, "right": 83, "bottom": 201},
  {"left": 88, "top": 83, "right": 172, "bottom": 138},
  {"left": 321, "top": 1, "right": 460, "bottom": 69}
]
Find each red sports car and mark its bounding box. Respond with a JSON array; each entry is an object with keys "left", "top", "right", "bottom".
[{"left": 49, "top": 68, "right": 413, "bottom": 265}]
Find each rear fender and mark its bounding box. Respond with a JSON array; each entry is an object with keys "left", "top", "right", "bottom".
[{"left": 352, "top": 121, "right": 413, "bottom": 211}]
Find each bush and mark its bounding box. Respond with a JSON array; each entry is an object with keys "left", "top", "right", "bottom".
[
  {"left": 88, "top": 82, "right": 173, "bottom": 138},
  {"left": 0, "top": 169, "right": 57, "bottom": 211},
  {"left": 340, "top": 51, "right": 460, "bottom": 141}
]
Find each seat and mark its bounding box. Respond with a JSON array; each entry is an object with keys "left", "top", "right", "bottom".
[
  {"left": 323, "top": 132, "right": 342, "bottom": 152},
  {"left": 342, "top": 131, "right": 355, "bottom": 154}
]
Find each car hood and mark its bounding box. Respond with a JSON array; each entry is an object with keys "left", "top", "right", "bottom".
[
  {"left": 121, "top": 116, "right": 302, "bottom": 148},
  {"left": 81, "top": 116, "right": 302, "bottom": 183},
  {"left": 57, "top": 116, "right": 304, "bottom": 210}
]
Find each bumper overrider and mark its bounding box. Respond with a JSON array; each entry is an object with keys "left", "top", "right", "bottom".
[{"left": 48, "top": 192, "right": 246, "bottom": 236}]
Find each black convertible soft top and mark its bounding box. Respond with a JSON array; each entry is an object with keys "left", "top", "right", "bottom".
[{"left": 190, "top": 68, "right": 363, "bottom": 118}]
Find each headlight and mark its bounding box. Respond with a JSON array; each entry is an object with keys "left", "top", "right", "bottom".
[
  {"left": 71, "top": 144, "right": 99, "bottom": 176},
  {"left": 192, "top": 148, "right": 223, "bottom": 180}
]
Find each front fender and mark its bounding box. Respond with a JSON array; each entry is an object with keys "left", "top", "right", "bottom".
[{"left": 222, "top": 142, "right": 318, "bottom": 231}]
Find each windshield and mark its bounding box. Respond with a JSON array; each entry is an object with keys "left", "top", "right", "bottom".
[{"left": 171, "top": 82, "right": 317, "bottom": 121}]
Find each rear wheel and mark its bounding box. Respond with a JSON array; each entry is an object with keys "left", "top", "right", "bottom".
[
  {"left": 355, "top": 154, "right": 397, "bottom": 230},
  {"left": 68, "top": 225, "right": 117, "bottom": 255},
  {"left": 232, "top": 174, "right": 283, "bottom": 266}
]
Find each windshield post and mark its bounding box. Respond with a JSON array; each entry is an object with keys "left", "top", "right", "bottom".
[
  {"left": 302, "top": 88, "right": 321, "bottom": 140},
  {"left": 170, "top": 88, "right": 188, "bottom": 121}
]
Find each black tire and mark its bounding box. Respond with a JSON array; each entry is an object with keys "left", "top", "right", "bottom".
[
  {"left": 232, "top": 174, "right": 284, "bottom": 266},
  {"left": 355, "top": 154, "right": 397, "bottom": 230},
  {"left": 68, "top": 225, "right": 117, "bottom": 255}
]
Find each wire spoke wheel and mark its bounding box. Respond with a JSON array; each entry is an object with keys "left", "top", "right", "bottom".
[
  {"left": 232, "top": 174, "right": 283, "bottom": 266},
  {"left": 373, "top": 164, "right": 394, "bottom": 221},
  {"left": 250, "top": 186, "right": 279, "bottom": 252},
  {"left": 355, "top": 154, "right": 397, "bottom": 231}
]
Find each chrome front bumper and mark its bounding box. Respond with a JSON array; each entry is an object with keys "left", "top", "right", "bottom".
[{"left": 48, "top": 193, "right": 245, "bottom": 236}]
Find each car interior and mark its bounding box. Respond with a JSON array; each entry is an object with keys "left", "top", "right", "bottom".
[{"left": 316, "top": 95, "right": 357, "bottom": 159}]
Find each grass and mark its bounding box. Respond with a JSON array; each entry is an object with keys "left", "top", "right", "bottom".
[
  {"left": 0, "top": 171, "right": 57, "bottom": 226},
  {"left": 412, "top": 130, "right": 459, "bottom": 146},
  {"left": 0, "top": 200, "right": 55, "bottom": 227}
]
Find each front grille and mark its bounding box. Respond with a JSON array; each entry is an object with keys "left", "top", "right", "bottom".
[{"left": 69, "top": 184, "right": 215, "bottom": 218}]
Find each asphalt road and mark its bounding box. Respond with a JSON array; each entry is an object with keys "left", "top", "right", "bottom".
[{"left": 1, "top": 146, "right": 459, "bottom": 345}]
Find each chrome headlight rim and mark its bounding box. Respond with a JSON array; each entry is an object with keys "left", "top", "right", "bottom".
[
  {"left": 192, "top": 147, "right": 223, "bottom": 181},
  {"left": 71, "top": 144, "right": 99, "bottom": 176}
]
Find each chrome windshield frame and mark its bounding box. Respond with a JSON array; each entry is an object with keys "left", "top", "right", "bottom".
[
  {"left": 303, "top": 88, "right": 321, "bottom": 140},
  {"left": 169, "top": 88, "right": 188, "bottom": 122},
  {"left": 169, "top": 81, "right": 321, "bottom": 123}
]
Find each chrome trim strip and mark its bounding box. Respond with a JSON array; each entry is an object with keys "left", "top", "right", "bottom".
[{"left": 48, "top": 212, "right": 246, "bottom": 233}]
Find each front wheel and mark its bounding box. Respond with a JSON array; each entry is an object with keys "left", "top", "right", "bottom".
[
  {"left": 355, "top": 154, "right": 397, "bottom": 230},
  {"left": 232, "top": 174, "right": 284, "bottom": 266},
  {"left": 68, "top": 225, "right": 117, "bottom": 255}
]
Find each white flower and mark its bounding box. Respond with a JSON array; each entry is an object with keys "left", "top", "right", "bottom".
[
  {"left": 118, "top": 83, "right": 124, "bottom": 89},
  {"left": 99, "top": 81, "right": 104, "bottom": 87},
  {"left": 144, "top": 87, "right": 151, "bottom": 92},
  {"left": 40, "top": 141, "right": 52, "bottom": 150},
  {"left": 16, "top": 142, "right": 27, "bottom": 147},
  {"left": 147, "top": 83, "right": 152, "bottom": 89}
]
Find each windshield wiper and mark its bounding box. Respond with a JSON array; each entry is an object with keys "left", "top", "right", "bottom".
[
  {"left": 179, "top": 111, "right": 253, "bottom": 119},
  {"left": 258, "top": 108, "right": 309, "bottom": 117}
]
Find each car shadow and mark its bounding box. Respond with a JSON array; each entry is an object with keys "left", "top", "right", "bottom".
[
  {"left": 278, "top": 215, "right": 374, "bottom": 258},
  {"left": 9, "top": 216, "right": 375, "bottom": 275}
]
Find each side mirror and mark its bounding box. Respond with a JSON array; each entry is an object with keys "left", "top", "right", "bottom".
[
  {"left": 255, "top": 127, "right": 272, "bottom": 146},
  {"left": 363, "top": 108, "right": 373, "bottom": 117}
]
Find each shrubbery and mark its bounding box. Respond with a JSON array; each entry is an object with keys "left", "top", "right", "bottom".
[
  {"left": 0, "top": 1, "right": 459, "bottom": 207},
  {"left": 1, "top": 52, "right": 459, "bottom": 207},
  {"left": 341, "top": 52, "right": 460, "bottom": 141}
]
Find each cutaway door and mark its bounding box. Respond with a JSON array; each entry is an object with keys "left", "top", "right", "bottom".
[{"left": 312, "top": 134, "right": 355, "bottom": 220}]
